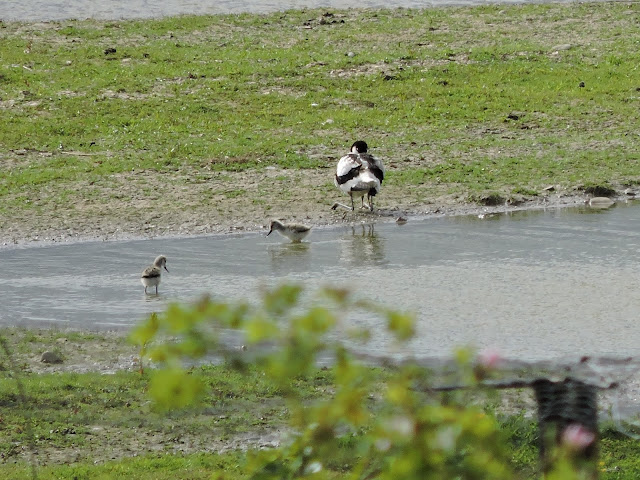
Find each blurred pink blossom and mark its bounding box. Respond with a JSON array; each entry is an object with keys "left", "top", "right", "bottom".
[
  {"left": 561, "top": 424, "right": 596, "bottom": 451},
  {"left": 478, "top": 349, "right": 502, "bottom": 369}
]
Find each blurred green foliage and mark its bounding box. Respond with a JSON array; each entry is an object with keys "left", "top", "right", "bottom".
[{"left": 132, "top": 283, "right": 520, "bottom": 479}]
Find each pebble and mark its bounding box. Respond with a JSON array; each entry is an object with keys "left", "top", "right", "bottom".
[
  {"left": 588, "top": 197, "right": 615, "bottom": 208},
  {"left": 41, "top": 350, "right": 64, "bottom": 364}
]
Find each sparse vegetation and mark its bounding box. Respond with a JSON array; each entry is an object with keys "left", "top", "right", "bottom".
[{"left": 1, "top": 3, "right": 640, "bottom": 242}]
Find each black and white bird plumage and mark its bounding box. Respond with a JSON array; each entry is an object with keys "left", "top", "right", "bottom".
[
  {"left": 331, "top": 141, "right": 385, "bottom": 212},
  {"left": 141, "top": 255, "right": 168, "bottom": 294}
]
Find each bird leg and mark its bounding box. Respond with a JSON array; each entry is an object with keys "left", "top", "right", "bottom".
[
  {"left": 358, "top": 194, "right": 372, "bottom": 210},
  {"left": 331, "top": 192, "right": 356, "bottom": 211},
  {"left": 331, "top": 202, "right": 354, "bottom": 211}
]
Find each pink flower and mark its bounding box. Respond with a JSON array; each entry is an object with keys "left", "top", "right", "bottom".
[
  {"left": 561, "top": 424, "right": 596, "bottom": 451},
  {"left": 478, "top": 349, "right": 502, "bottom": 369}
]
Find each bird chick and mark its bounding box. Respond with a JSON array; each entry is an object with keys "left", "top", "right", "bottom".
[
  {"left": 141, "top": 255, "right": 168, "bottom": 294},
  {"left": 267, "top": 220, "right": 312, "bottom": 243}
]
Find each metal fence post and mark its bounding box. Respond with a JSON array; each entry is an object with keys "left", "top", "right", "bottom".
[{"left": 532, "top": 378, "right": 599, "bottom": 479}]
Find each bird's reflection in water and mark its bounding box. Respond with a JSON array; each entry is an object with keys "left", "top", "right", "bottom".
[
  {"left": 268, "top": 241, "right": 311, "bottom": 273},
  {"left": 339, "top": 223, "right": 387, "bottom": 267},
  {"left": 142, "top": 293, "right": 167, "bottom": 304}
]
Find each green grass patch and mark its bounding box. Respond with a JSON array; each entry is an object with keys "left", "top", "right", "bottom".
[
  {"left": 0, "top": 346, "right": 639, "bottom": 478},
  {"left": 1, "top": 3, "right": 640, "bottom": 217},
  {"left": 1, "top": 451, "right": 248, "bottom": 480},
  {"left": 1, "top": 362, "right": 640, "bottom": 478}
]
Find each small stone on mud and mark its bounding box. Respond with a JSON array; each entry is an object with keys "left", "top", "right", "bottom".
[
  {"left": 588, "top": 197, "right": 615, "bottom": 208},
  {"left": 551, "top": 44, "right": 572, "bottom": 52},
  {"left": 41, "top": 351, "right": 64, "bottom": 364}
]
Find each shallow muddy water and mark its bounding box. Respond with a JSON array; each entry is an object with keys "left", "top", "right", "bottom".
[
  {"left": 1, "top": 0, "right": 600, "bottom": 22},
  {"left": 1, "top": 201, "right": 640, "bottom": 365}
]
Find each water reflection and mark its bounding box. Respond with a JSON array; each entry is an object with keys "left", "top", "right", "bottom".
[
  {"left": 268, "top": 241, "right": 311, "bottom": 273},
  {"left": 142, "top": 293, "right": 167, "bottom": 304},
  {"left": 339, "top": 223, "right": 387, "bottom": 267}
]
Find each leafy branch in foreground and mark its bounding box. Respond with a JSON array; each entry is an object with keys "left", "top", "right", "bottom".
[{"left": 130, "top": 284, "right": 593, "bottom": 479}]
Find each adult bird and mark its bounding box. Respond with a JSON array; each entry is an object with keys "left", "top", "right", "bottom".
[
  {"left": 140, "top": 255, "right": 168, "bottom": 294},
  {"left": 266, "top": 220, "right": 312, "bottom": 243},
  {"left": 331, "top": 140, "right": 385, "bottom": 212}
]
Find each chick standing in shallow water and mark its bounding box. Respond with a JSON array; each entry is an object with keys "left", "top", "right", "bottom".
[
  {"left": 141, "top": 255, "right": 168, "bottom": 294},
  {"left": 332, "top": 140, "right": 385, "bottom": 212},
  {"left": 266, "top": 220, "right": 312, "bottom": 243}
]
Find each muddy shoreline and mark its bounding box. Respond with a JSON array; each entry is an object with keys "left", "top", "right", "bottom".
[{"left": 1, "top": 184, "right": 625, "bottom": 250}]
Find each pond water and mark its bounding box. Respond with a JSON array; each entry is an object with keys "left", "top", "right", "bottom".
[
  {"left": 1, "top": 0, "right": 599, "bottom": 22},
  {"left": 1, "top": 201, "right": 639, "bottom": 365}
]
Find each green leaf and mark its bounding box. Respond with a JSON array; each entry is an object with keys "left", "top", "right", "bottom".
[
  {"left": 129, "top": 312, "right": 159, "bottom": 348},
  {"left": 320, "top": 287, "right": 351, "bottom": 305},
  {"left": 294, "top": 307, "right": 336, "bottom": 334},
  {"left": 149, "top": 368, "right": 204, "bottom": 411},
  {"left": 245, "top": 315, "right": 280, "bottom": 343},
  {"left": 263, "top": 284, "right": 303, "bottom": 316},
  {"left": 387, "top": 311, "right": 416, "bottom": 341}
]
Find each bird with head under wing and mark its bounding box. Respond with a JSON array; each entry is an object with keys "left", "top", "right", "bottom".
[
  {"left": 266, "top": 220, "right": 312, "bottom": 243},
  {"left": 331, "top": 140, "right": 385, "bottom": 212},
  {"left": 140, "top": 255, "right": 168, "bottom": 294}
]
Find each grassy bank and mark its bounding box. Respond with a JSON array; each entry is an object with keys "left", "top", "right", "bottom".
[
  {"left": 0, "top": 328, "right": 327, "bottom": 474},
  {"left": 1, "top": 2, "right": 640, "bottom": 241},
  {"left": 1, "top": 327, "right": 640, "bottom": 478}
]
